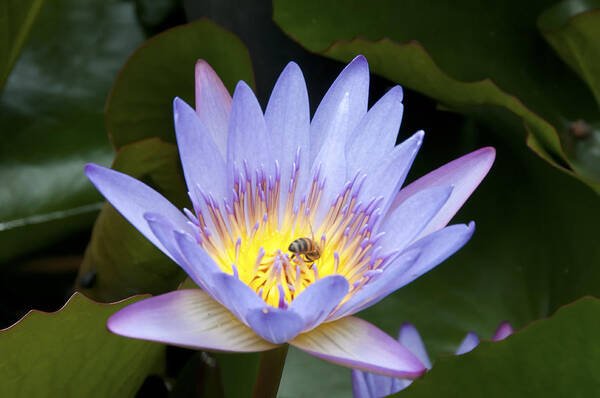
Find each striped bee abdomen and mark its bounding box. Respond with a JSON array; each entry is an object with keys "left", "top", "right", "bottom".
[{"left": 288, "top": 237, "right": 321, "bottom": 262}]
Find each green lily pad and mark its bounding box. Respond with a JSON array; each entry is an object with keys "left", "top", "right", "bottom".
[
  {"left": 0, "top": 0, "right": 145, "bottom": 264},
  {"left": 397, "top": 297, "right": 600, "bottom": 397},
  {"left": 105, "top": 18, "right": 254, "bottom": 149},
  {"left": 538, "top": 0, "right": 600, "bottom": 183},
  {"left": 272, "top": 0, "right": 600, "bottom": 191},
  {"left": 0, "top": 0, "right": 44, "bottom": 88},
  {"left": 539, "top": 0, "right": 600, "bottom": 102},
  {"left": 0, "top": 292, "right": 165, "bottom": 397},
  {"left": 77, "top": 138, "right": 189, "bottom": 302}
]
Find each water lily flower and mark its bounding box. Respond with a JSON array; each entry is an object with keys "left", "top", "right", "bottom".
[
  {"left": 352, "top": 322, "right": 514, "bottom": 397},
  {"left": 85, "top": 55, "right": 494, "bottom": 378}
]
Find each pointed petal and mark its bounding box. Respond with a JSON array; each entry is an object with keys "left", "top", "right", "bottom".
[
  {"left": 310, "top": 139, "right": 347, "bottom": 226},
  {"left": 246, "top": 307, "right": 305, "bottom": 344},
  {"left": 352, "top": 369, "right": 407, "bottom": 398},
  {"left": 173, "top": 98, "right": 227, "bottom": 199},
  {"left": 379, "top": 185, "right": 453, "bottom": 253},
  {"left": 334, "top": 223, "right": 474, "bottom": 318},
  {"left": 227, "top": 81, "right": 272, "bottom": 179},
  {"left": 359, "top": 130, "right": 424, "bottom": 217},
  {"left": 173, "top": 229, "right": 223, "bottom": 293},
  {"left": 107, "top": 290, "right": 276, "bottom": 352},
  {"left": 351, "top": 369, "right": 372, "bottom": 398},
  {"left": 84, "top": 164, "right": 192, "bottom": 259},
  {"left": 329, "top": 250, "right": 421, "bottom": 320},
  {"left": 393, "top": 222, "right": 476, "bottom": 290},
  {"left": 370, "top": 373, "right": 409, "bottom": 397},
  {"left": 144, "top": 212, "right": 194, "bottom": 278},
  {"left": 195, "top": 60, "right": 232, "bottom": 156},
  {"left": 290, "top": 316, "right": 426, "bottom": 378},
  {"left": 288, "top": 275, "right": 349, "bottom": 331},
  {"left": 398, "top": 323, "right": 432, "bottom": 369},
  {"left": 346, "top": 86, "right": 404, "bottom": 176},
  {"left": 265, "top": 62, "right": 310, "bottom": 186},
  {"left": 310, "top": 55, "right": 370, "bottom": 163},
  {"left": 390, "top": 147, "right": 495, "bottom": 239},
  {"left": 455, "top": 332, "right": 480, "bottom": 355},
  {"left": 208, "top": 272, "right": 267, "bottom": 323},
  {"left": 493, "top": 322, "right": 514, "bottom": 341},
  {"left": 392, "top": 378, "right": 413, "bottom": 393},
  {"left": 310, "top": 56, "right": 370, "bottom": 219},
  {"left": 264, "top": 62, "right": 311, "bottom": 223}
]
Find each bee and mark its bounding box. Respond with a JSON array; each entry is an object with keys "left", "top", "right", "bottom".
[{"left": 288, "top": 237, "right": 321, "bottom": 263}]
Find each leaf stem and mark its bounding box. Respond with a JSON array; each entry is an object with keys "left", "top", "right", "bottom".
[{"left": 251, "top": 345, "right": 289, "bottom": 398}]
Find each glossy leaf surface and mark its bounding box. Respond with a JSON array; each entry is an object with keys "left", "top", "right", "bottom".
[
  {"left": 105, "top": 18, "right": 254, "bottom": 149},
  {"left": 273, "top": 0, "right": 600, "bottom": 190},
  {"left": 0, "top": 0, "right": 144, "bottom": 263},
  {"left": 397, "top": 297, "right": 600, "bottom": 397},
  {"left": 0, "top": 293, "right": 165, "bottom": 397}
]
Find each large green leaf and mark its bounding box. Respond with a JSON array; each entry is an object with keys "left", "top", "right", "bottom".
[
  {"left": 77, "top": 138, "right": 189, "bottom": 302},
  {"left": 0, "top": 293, "right": 165, "bottom": 397},
  {"left": 105, "top": 18, "right": 254, "bottom": 149},
  {"left": 272, "top": 0, "right": 600, "bottom": 191},
  {"left": 0, "top": 0, "right": 145, "bottom": 264},
  {"left": 538, "top": 0, "right": 600, "bottom": 184},
  {"left": 397, "top": 297, "right": 600, "bottom": 397},
  {"left": 279, "top": 113, "right": 600, "bottom": 396},
  {"left": 0, "top": 0, "right": 44, "bottom": 88}
]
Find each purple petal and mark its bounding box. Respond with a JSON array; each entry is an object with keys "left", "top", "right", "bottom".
[
  {"left": 310, "top": 141, "right": 347, "bottom": 226},
  {"left": 352, "top": 369, "right": 408, "bottom": 398},
  {"left": 227, "top": 81, "right": 272, "bottom": 181},
  {"left": 246, "top": 307, "right": 305, "bottom": 344},
  {"left": 329, "top": 250, "right": 421, "bottom": 320},
  {"left": 265, "top": 62, "right": 310, "bottom": 193},
  {"left": 346, "top": 85, "right": 404, "bottom": 176},
  {"left": 208, "top": 272, "right": 267, "bottom": 324},
  {"left": 290, "top": 316, "right": 426, "bottom": 378},
  {"left": 455, "top": 332, "right": 480, "bottom": 355},
  {"left": 84, "top": 164, "right": 192, "bottom": 260},
  {"left": 334, "top": 222, "right": 474, "bottom": 318},
  {"left": 389, "top": 147, "right": 495, "bottom": 239},
  {"left": 310, "top": 55, "right": 369, "bottom": 163},
  {"left": 398, "top": 323, "right": 432, "bottom": 369},
  {"left": 349, "top": 323, "right": 430, "bottom": 398},
  {"left": 359, "top": 131, "right": 424, "bottom": 218},
  {"left": 144, "top": 212, "right": 193, "bottom": 276},
  {"left": 195, "top": 60, "right": 231, "bottom": 156},
  {"left": 310, "top": 56, "right": 370, "bottom": 222},
  {"left": 379, "top": 185, "right": 453, "bottom": 253},
  {"left": 351, "top": 369, "right": 372, "bottom": 398},
  {"left": 288, "top": 275, "right": 349, "bottom": 331},
  {"left": 173, "top": 229, "right": 223, "bottom": 293},
  {"left": 393, "top": 222, "right": 476, "bottom": 290},
  {"left": 107, "top": 290, "right": 277, "bottom": 352},
  {"left": 173, "top": 98, "right": 227, "bottom": 199},
  {"left": 493, "top": 322, "right": 514, "bottom": 341}
]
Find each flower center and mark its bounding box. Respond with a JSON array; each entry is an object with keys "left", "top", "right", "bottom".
[{"left": 185, "top": 151, "right": 391, "bottom": 308}]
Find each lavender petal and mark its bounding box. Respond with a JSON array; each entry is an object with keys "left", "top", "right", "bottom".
[
  {"left": 389, "top": 147, "right": 495, "bottom": 238},
  {"left": 84, "top": 164, "right": 192, "bottom": 261},
  {"left": 195, "top": 60, "right": 232, "bottom": 156},
  {"left": 107, "top": 290, "right": 277, "bottom": 352},
  {"left": 290, "top": 316, "right": 426, "bottom": 378}
]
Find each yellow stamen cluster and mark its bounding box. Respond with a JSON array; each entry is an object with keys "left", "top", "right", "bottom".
[{"left": 188, "top": 160, "right": 384, "bottom": 308}]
